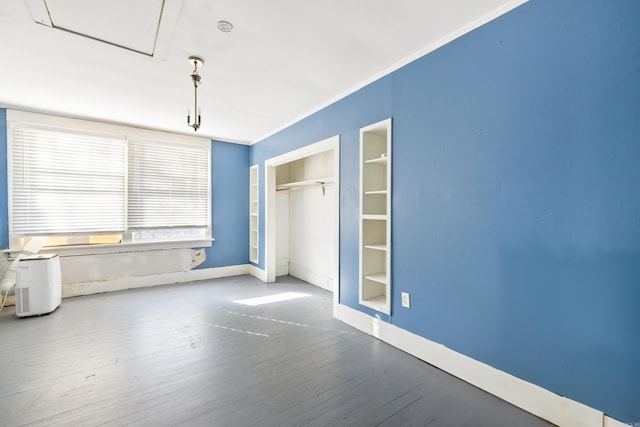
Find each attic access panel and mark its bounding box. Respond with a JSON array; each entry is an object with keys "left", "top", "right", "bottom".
[{"left": 24, "top": 0, "right": 181, "bottom": 58}]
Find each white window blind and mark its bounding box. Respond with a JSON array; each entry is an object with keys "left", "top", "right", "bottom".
[
  {"left": 128, "top": 140, "right": 210, "bottom": 229},
  {"left": 10, "top": 125, "right": 126, "bottom": 235},
  {"left": 7, "top": 111, "right": 212, "bottom": 251}
]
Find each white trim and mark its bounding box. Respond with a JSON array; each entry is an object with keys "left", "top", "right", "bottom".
[
  {"left": 251, "top": 0, "right": 529, "bottom": 144},
  {"left": 3, "top": 239, "right": 214, "bottom": 259},
  {"left": 249, "top": 265, "right": 267, "bottom": 282},
  {"left": 0, "top": 104, "right": 249, "bottom": 145},
  {"left": 604, "top": 417, "right": 631, "bottom": 427},
  {"left": 288, "top": 264, "right": 333, "bottom": 292},
  {"left": 1, "top": 264, "right": 250, "bottom": 307},
  {"left": 264, "top": 135, "right": 340, "bottom": 283},
  {"left": 335, "top": 303, "right": 624, "bottom": 427},
  {"left": 264, "top": 136, "right": 339, "bottom": 167},
  {"left": 264, "top": 135, "right": 340, "bottom": 315},
  {"left": 61, "top": 264, "right": 249, "bottom": 298},
  {"left": 7, "top": 109, "right": 209, "bottom": 146},
  {"left": 265, "top": 163, "right": 276, "bottom": 282}
]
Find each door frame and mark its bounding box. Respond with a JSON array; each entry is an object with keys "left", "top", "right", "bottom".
[{"left": 264, "top": 135, "right": 340, "bottom": 314}]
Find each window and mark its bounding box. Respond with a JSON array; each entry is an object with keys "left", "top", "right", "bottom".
[
  {"left": 7, "top": 111, "right": 211, "bottom": 252},
  {"left": 127, "top": 139, "right": 210, "bottom": 243}
]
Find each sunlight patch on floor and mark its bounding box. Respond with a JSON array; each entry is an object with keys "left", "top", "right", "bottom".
[{"left": 233, "top": 292, "right": 310, "bottom": 306}]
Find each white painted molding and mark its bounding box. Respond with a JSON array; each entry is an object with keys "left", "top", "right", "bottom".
[
  {"left": 264, "top": 136, "right": 339, "bottom": 167},
  {"left": 249, "top": 265, "right": 267, "bottom": 282},
  {"left": 1, "top": 264, "right": 250, "bottom": 307},
  {"left": 264, "top": 135, "right": 340, "bottom": 285},
  {"left": 604, "top": 416, "right": 631, "bottom": 427},
  {"left": 251, "top": 1, "right": 529, "bottom": 144},
  {"left": 7, "top": 109, "right": 209, "bottom": 146},
  {"left": 61, "top": 264, "right": 250, "bottom": 298},
  {"left": 335, "top": 303, "right": 626, "bottom": 427},
  {"left": 288, "top": 264, "right": 333, "bottom": 292}
]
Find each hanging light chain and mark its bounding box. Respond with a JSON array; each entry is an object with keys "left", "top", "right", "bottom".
[{"left": 187, "top": 56, "right": 204, "bottom": 131}]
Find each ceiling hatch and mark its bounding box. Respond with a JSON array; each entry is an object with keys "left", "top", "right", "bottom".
[{"left": 23, "top": 0, "right": 182, "bottom": 58}]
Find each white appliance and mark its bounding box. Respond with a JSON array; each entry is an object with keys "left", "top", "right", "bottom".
[{"left": 15, "top": 254, "right": 62, "bottom": 317}]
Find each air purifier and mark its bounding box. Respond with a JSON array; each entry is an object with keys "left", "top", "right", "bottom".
[{"left": 15, "top": 254, "right": 62, "bottom": 317}]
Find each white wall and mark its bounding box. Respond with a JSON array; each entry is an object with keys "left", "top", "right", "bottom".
[
  {"left": 273, "top": 149, "right": 335, "bottom": 291},
  {"left": 289, "top": 184, "right": 335, "bottom": 291}
]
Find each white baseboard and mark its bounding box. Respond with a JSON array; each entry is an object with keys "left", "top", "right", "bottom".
[
  {"left": 1, "top": 264, "right": 250, "bottom": 307},
  {"left": 61, "top": 264, "right": 250, "bottom": 298},
  {"left": 249, "top": 264, "right": 267, "bottom": 282},
  {"left": 604, "top": 417, "right": 631, "bottom": 427},
  {"left": 335, "top": 303, "right": 627, "bottom": 427},
  {"left": 288, "top": 264, "right": 333, "bottom": 292}
]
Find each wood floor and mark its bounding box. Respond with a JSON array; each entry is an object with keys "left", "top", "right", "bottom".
[{"left": 0, "top": 275, "right": 554, "bottom": 427}]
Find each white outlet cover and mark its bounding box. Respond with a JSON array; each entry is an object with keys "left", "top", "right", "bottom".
[{"left": 401, "top": 292, "right": 411, "bottom": 308}]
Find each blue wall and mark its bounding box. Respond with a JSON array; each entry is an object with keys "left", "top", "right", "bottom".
[
  {"left": 202, "top": 140, "right": 250, "bottom": 268},
  {"left": 251, "top": 0, "right": 640, "bottom": 423},
  {"left": 0, "top": 110, "right": 249, "bottom": 269}
]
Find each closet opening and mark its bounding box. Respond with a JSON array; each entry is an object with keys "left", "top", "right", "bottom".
[{"left": 264, "top": 136, "right": 340, "bottom": 313}]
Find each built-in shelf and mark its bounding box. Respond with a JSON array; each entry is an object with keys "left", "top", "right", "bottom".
[
  {"left": 364, "top": 244, "right": 387, "bottom": 251},
  {"left": 360, "top": 295, "right": 387, "bottom": 312},
  {"left": 276, "top": 176, "right": 334, "bottom": 191},
  {"left": 362, "top": 214, "right": 387, "bottom": 221},
  {"left": 365, "top": 272, "right": 387, "bottom": 284},
  {"left": 359, "top": 118, "right": 392, "bottom": 315},
  {"left": 249, "top": 165, "right": 259, "bottom": 264}
]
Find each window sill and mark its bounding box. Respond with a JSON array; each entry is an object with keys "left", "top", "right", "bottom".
[{"left": 6, "top": 238, "right": 214, "bottom": 259}]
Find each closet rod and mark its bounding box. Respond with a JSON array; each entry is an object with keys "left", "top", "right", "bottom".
[{"left": 276, "top": 180, "right": 334, "bottom": 192}]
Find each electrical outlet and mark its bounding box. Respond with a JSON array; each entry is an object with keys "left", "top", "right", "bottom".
[{"left": 401, "top": 292, "right": 411, "bottom": 308}]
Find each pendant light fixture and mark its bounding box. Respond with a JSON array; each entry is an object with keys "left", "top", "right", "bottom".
[{"left": 187, "top": 56, "right": 204, "bottom": 131}]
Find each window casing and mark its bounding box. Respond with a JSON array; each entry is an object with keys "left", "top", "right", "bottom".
[{"left": 7, "top": 111, "right": 211, "bottom": 253}]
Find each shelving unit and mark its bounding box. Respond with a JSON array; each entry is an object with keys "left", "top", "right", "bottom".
[
  {"left": 359, "top": 118, "right": 392, "bottom": 314},
  {"left": 249, "top": 165, "right": 259, "bottom": 264}
]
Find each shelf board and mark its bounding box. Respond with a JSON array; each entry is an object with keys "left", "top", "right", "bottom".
[
  {"left": 364, "top": 190, "right": 387, "bottom": 195},
  {"left": 276, "top": 176, "right": 335, "bottom": 191},
  {"left": 362, "top": 214, "right": 387, "bottom": 220},
  {"left": 365, "top": 157, "right": 388, "bottom": 165},
  {"left": 364, "top": 244, "right": 387, "bottom": 251},
  {"left": 360, "top": 295, "right": 388, "bottom": 313},
  {"left": 364, "top": 272, "right": 387, "bottom": 284}
]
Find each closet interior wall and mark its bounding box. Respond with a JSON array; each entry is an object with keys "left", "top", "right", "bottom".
[{"left": 275, "top": 150, "right": 335, "bottom": 292}]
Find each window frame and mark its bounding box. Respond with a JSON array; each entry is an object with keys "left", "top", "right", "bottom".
[{"left": 6, "top": 110, "right": 213, "bottom": 256}]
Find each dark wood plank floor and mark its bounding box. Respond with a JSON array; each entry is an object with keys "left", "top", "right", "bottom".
[{"left": 0, "top": 275, "right": 554, "bottom": 426}]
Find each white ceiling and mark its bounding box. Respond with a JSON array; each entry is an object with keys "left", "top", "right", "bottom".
[{"left": 0, "top": 0, "right": 526, "bottom": 144}]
